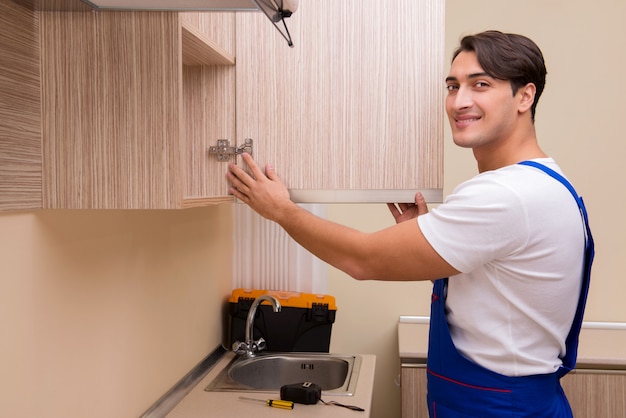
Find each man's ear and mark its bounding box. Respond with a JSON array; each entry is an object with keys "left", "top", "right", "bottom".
[{"left": 518, "top": 83, "right": 536, "bottom": 114}]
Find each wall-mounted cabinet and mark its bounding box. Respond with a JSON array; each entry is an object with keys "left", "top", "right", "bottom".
[
  {"left": 1, "top": 2, "right": 239, "bottom": 210},
  {"left": 235, "top": 0, "right": 445, "bottom": 203},
  {"left": 40, "top": 10, "right": 236, "bottom": 209},
  {"left": 1, "top": 0, "right": 445, "bottom": 210}
]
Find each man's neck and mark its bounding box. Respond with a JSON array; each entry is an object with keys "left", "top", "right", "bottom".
[{"left": 474, "top": 129, "right": 547, "bottom": 173}]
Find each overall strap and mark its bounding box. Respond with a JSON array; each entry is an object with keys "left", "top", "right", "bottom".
[
  {"left": 518, "top": 160, "right": 595, "bottom": 376},
  {"left": 518, "top": 161, "right": 582, "bottom": 208}
]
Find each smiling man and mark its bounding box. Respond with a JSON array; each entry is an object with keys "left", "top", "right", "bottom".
[{"left": 227, "top": 31, "right": 593, "bottom": 417}]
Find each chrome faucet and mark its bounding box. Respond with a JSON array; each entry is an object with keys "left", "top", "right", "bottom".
[{"left": 232, "top": 294, "right": 281, "bottom": 358}]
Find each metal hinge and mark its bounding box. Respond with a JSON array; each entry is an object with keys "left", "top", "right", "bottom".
[{"left": 208, "top": 138, "right": 253, "bottom": 162}]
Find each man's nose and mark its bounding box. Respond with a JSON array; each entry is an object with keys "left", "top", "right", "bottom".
[{"left": 451, "top": 86, "right": 473, "bottom": 109}]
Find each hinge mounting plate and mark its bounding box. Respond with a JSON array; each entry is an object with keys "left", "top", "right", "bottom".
[{"left": 208, "top": 138, "right": 253, "bottom": 162}]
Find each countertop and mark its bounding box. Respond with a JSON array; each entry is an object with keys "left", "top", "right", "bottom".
[
  {"left": 398, "top": 316, "right": 626, "bottom": 368},
  {"left": 165, "top": 352, "right": 376, "bottom": 417}
]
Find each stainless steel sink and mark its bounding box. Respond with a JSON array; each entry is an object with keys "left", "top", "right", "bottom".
[{"left": 205, "top": 353, "right": 361, "bottom": 396}]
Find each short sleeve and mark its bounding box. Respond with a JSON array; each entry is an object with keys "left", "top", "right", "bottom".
[{"left": 417, "top": 175, "right": 530, "bottom": 273}]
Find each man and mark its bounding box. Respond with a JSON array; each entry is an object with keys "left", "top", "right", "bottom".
[{"left": 227, "top": 31, "right": 593, "bottom": 417}]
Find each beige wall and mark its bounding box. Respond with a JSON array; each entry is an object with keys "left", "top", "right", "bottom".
[
  {"left": 328, "top": 1, "right": 626, "bottom": 418},
  {"left": 0, "top": 206, "right": 233, "bottom": 417}
]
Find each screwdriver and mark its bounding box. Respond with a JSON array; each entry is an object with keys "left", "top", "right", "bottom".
[{"left": 239, "top": 396, "right": 295, "bottom": 410}]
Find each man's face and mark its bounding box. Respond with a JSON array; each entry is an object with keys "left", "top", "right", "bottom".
[{"left": 445, "top": 51, "right": 522, "bottom": 151}]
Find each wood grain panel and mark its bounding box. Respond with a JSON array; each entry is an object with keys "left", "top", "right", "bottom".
[
  {"left": 180, "top": 12, "right": 235, "bottom": 54},
  {"left": 562, "top": 369, "right": 626, "bottom": 417},
  {"left": 180, "top": 11, "right": 235, "bottom": 64},
  {"left": 0, "top": 0, "right": 42, "bottom": 210},
  {"left": 181, "top": 11, "right": 236, "bottom": 203},
  {"left": 183, "top": 64, "right": 236, "bottom": 201},
  {"left": 40, "top": 11, "right": 183, "bottom": 208},
  {"left": 401, "top": 365, "right": 428, "bottom": 418},
  {"left": 181, "top": 24, "right": 235, "bottom": 66},
  {"left": 235, "top": 0, "right": 444, "bottom": 202}
]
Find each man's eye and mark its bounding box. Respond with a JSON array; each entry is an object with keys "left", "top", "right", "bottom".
[
  {"left": 475, "top": 81, "right": 490, "bottom": 88},
  {"left": 446, "top": 85, "right": 458, "bottom": 92}
]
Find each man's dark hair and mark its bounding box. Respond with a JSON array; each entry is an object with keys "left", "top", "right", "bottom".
[{"left": 452, "top": 31, "right": 547, "bottom": 121}]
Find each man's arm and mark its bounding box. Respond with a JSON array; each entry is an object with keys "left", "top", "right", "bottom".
[{"left": 227, "top": 153, "right": 459, "bottom": 281}]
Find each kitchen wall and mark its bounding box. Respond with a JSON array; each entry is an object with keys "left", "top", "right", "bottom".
[
  {"left": 0, "top": 206, "right": 233, "bottom": 417},
  {"left": 328, "top": 1, "right": 626, "bottom": 418}
]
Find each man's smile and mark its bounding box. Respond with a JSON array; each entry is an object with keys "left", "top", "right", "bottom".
[{"left": 453, "top": 115, "right": 482, "bottom": 127}]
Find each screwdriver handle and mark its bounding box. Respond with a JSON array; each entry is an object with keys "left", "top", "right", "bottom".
[{"left": 267, "top": 399, "right": 294, "bottom": 409}]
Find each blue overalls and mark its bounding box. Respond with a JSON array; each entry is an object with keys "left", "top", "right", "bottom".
[{"left": 426, "top": 161, "right": 595, "bottom": 418}]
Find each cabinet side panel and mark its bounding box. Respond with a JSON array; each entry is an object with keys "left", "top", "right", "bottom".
[
  {"left": 236, "top": 0, "right": 444, "bottom": 192},
  {"left": 0, "top": 0, "right": 42, "bottom": 210},
  {"left": 184, "top": 65, "right": 235, "bottom": 199},
  {"left": 41, "top": 12, "right": 182, "bottom": 209},
  {"left": 182, "top": 12, "right": 236, "bottom": 200}
]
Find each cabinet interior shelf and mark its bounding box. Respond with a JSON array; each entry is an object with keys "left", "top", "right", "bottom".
[{"left": 182, "top": 21, "right": 235, "bottom": 66}]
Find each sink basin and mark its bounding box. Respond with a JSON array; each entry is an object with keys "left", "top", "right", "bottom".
[{"left": 205, "top": 353, "right": 361, "bottom": 395}]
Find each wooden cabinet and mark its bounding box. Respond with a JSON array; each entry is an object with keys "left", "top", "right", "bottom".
[
  {"left": 235, "top": 0, "right": 445, "bottom": 203},
  {"left": 0, "top": 0, "right": 41, "bottom": 211},
  {"left": 5, "top": 2, "right": 240, "bottom": 211},
  {"left": 400, "top": 365, "right": 626, "bottom": 418},
  {"left": 561, "top": 368, "right": 626, "bottom": 417},
  {"left": 401, "top": 364, "right": 428, "bottom": 418},
  {"left": 2, "top": 0, "right": 445, "bottom": 210},
  {"left": 0, "top": 1, "right": 238, "bottom": 210},
  {"left": 39, "top": 10, "right": 236, "bottom": 209}
]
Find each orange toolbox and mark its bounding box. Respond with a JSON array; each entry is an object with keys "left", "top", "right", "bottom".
[{"left": 228, "top": 288, "right": 337, "bottom": 352}]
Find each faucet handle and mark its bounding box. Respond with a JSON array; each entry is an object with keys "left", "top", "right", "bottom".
[
  {"left": 252, "top": 337, "right": 267, "bottom": 353},
  {"left": 232, "top": 341, "right": 248, "bottom": 355},
  {"left": 232, "top": 338, "right": 267, "bottom": 356}
]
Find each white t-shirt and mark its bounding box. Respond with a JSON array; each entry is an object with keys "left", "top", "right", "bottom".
[{"left": 418, "top": 158, "right": 585, "bottom": 376}]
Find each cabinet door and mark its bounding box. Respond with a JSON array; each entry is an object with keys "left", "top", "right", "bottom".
[
  {"left": 401, "top": 365, "right": 428, "bottom": 418},
  {"left": 39, "top": 10, "right": 236, "bottom": 209},
  {"left": 41, "top": 11, "right": 183, "bottom": 209},
  {"left": 235, "top": 0, "right": 445, "bottom": 203}
]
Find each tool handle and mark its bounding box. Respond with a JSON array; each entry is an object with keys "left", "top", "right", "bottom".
[{"left": 267, "top": 399, "right": 294, "bottom": 410}]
